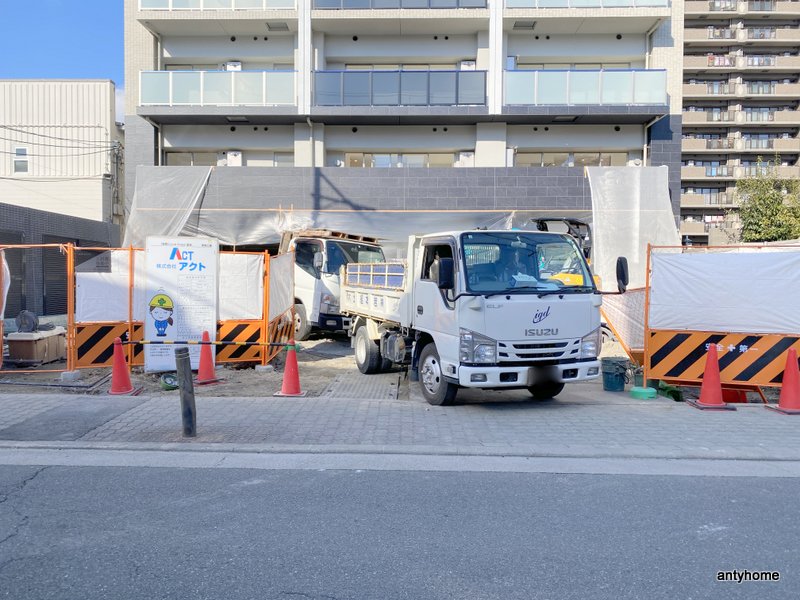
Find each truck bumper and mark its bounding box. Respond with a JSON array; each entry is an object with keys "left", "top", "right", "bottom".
[
  {"left": 457, "top": 360, "right": 601, "bottom": 388},
  {"left": 316, "top": 313, "right": 350, "bottom": 332}
]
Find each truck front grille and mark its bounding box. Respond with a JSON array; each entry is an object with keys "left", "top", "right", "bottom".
[{"left": 498, "top": 339, "right": 580, "bottom": 362}]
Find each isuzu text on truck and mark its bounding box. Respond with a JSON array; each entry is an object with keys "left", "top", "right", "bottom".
[{"left": 341, "top": 230, "right": 627, "bottom": 405}]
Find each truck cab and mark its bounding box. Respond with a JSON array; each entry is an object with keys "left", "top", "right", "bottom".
[{"left": 281, "top": 230, "right": 385, "bottom": 340}]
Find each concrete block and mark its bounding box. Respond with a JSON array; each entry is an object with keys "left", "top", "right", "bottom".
[
  {"left": 60, "top": 370, "right": 83, "bottom": 382},
  {"left": 255, "top": 364, "right": 275, "bottom": 373}
]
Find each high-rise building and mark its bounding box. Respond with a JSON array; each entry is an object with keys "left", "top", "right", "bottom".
[
  {"left": 682, "top": 0, "right": 800, "bottom": 245},
  {"left": 125, "top": 0, "right": 683, "bottom": 243}
]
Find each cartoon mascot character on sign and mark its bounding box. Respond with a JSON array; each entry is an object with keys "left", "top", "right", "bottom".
[{"left": 149, "top": 292, "right": 174, "bottom": 337}]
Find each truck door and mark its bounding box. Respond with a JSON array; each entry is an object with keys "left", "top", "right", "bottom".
[
  {"left": 414, "top": 239, "right": 459, "bottom": 373},
  {"left": 292, "top": 240, "right": 322, "bottom": 326}
]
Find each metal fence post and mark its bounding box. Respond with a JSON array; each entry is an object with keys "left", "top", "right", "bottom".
[{"left": 175, "top": 347, "right": 197, "bottom": 437}]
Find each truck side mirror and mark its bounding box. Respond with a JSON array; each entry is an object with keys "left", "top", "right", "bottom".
[
  {"left": 437, "top": 257, "right": 455, "bottom": 291},
  {"left": 313, "top": 253, "right": 324, "bottom": 271},
  {"left": 616, "top": 256, "right": 629, "bottom": 293}
]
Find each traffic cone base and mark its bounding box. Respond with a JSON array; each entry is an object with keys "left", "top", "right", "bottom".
[
  {"left": 274, "top": 340, "right": 306, "bottom": 397},
  {"left": 688, "top": 344, "right": 736, "bottom": 411},
  {"left": 109, "top": 336, "right": 135, "bottom": 395},
  {"left": 196, "top": 330, "right": 220, "bottom": 385},
  {"left": 766, "top": 348, "right": 800, "bottom": 415}
]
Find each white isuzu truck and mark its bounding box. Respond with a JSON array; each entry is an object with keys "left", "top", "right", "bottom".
[
  {"left": 279, "top": 230, "right": 385, "bottom": 340},
  {"left": 341, "top": 230, "right": 627, "bottom": 405}
]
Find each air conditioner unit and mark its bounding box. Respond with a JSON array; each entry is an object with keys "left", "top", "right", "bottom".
[
  {"left": 227, "top": 150, "right": 243, "bottom": 167},
  {"left": 224, "top": 61, "right": 242, "bottom": 71},
  {"left": 459, "top": 61, "right": 476, "bottom": 71}
]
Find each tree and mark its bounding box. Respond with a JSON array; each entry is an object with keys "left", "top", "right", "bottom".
[{"left": 733, "top": 156, "right": 800, "bottom": 243}]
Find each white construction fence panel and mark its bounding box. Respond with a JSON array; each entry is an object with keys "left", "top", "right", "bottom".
[
  {"left": 602, "top": 288, "right": 646, "bottom": 351},
  {"left": 219, "top": 254, "right": 264, "bottom": 321},
  {"left": 649, "top": 250, "right": 800, "bottom": 334},
  {"left": 75, "top": 250, "right": 132, "bottom": 322},
  {"left": 269, "top": 253, "right": 294, "bottom": 321}
]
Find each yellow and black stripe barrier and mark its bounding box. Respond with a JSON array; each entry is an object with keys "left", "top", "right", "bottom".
[{"left": 647, "top": 330, "right": 800, "bottom": 387}]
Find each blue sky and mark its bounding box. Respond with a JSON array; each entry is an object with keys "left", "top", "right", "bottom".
[{"left": 0, "top": 0, "right": 124, "bottom": 113}]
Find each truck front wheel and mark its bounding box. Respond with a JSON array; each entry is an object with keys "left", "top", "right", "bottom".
[
  {"left": 294, "top": 303, "right": 312, "bottom": 341},
  {"left": 418, "top": 344, "right": 458, "bottom": 406},
  {"left": 354, "top": 326, "right": 382, "bottom": 374},
  {"left": 528, "top": 381, "right": 565, "bottom": 400}
]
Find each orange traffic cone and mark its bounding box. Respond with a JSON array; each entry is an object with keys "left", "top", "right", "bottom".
[
  {"left": 687, "top": 344, "right": 736, "bottom": 411},
  {"left": 195, "top": 330, "right": 219, "bottom": 385},
  {"left": 109, "top": 337, "right": 135, "bottom": 395},
  {"left": 274, "top": 340, "right": 306, "bottom": 397},
  {"left": 766, "top": 348, "right": 800, "bottom": 414}
]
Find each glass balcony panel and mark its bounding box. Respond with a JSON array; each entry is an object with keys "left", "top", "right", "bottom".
[
  {"left": 373, "top": 0, "right": 400, "bottom": 6},
  {"left": 401, "top": 72, "right": 429, "bottom": 105},
  {"left": 429, "top": 72, "right": 457, "bottom": 105},
  {"left": 265, "top": 72, "right": 295, "bottom": 104},
  {"left": 402, "top": 0, "right": 429, "bottom": 7},
  {"left": 172, "top": 0, "right": 202, "bottom": 8},
  {"left": 457, "top": 71, "right": 485, "bottom": 105},
  {"left": 571, "top": 0, "right": 601, "bottom": 7},
  {"left": 373, "top": 72, "right": 401, "bottom": 105},
  {"left": 172, "top": 72, "right": 203, "bottom": 104},
  {"left": 315, "top": 72, "right": 342, "bottom": 105},
  {"left": 635, "top": 0, "right": 668, "bottom": 6},
  {"left": 234, "top": 72, "right": 263, "bottom": 105},
  {"left": 204, "top": 0, "right": 232, "bottom": 8},
  {"left": 343, "top": 72, "right": 371, "bottom": 105},
  {"left": 633, "top": 70, "right": 667, "bottom": 104},
  {"left": 237, "top": 0, "right": 265, "bottom": 7},
  {"left": 140, "top": 0, "right": 169, "bottom": 8},
  {"left": 601, "top": 71, "right": 633, "bottom": 104},
  {"left": 342, "top": 0, "right": 370, "bottom": 7},
  {"left": 568, "top": 71, "right": 600, "bottom": 104},
  {"left": 459, "top": 0, "right": 487, "bottom": 6},
  {"left": 538, "top": 0, "right": 569, "bottom": 7},
  {"left": 266, "top": 0, "right": 296, "bottom": 6},
  {"left": 204, "top": 72, "right": 233, "bottom": 104},
  {"left": 430, "top": 0, "right": 459, "bottom": 7},
  {"left": 140, "top": 72, "right": 171, "bottom": 104},
  {"left": 504, "top": 71, "right": 535, "bottom": 104},
  {"left": 314, "top": 0, "right": 341, "bottom": 7},
  {"left": 604, "top": 0, "right": 634, "bottom": 6},
  {"left": 537, "top": 71, "right": 568, "bottom": 104},
  {"left": 505, "top": 0, "right": 535, "bottom": 6}
]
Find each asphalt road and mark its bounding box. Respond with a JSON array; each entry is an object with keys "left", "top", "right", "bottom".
[{"left": 1, "top": 460, "right": 797, "bottom": 600}]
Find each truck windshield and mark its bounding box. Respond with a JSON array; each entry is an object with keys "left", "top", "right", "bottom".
[
  {"left": 325, "top": 241, "right": 385, "bottom": 275},
  {"left": 461, "top": 231, "right": 594, "bottom": 294}
]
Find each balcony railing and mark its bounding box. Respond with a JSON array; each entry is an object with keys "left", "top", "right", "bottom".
[
  {"left": 703, "top": 165, "right": 732, "bottom": 177},
  {"left": 746, "top": 82, "right": 776, "bottom": 94},
  {"left": 706, "top": 138, "right": 735, "bottom": 149},
  {"left": 748, "top": 0, "right": 776, "bottom": 11},
  {"left": 314, "top": 70, "right": 486, "bottom": 106},
  {"left": 709, "top": 0, "right": 736, "bottom": 10},
  {"left": 747, "top": 28, "right": 777, "bottom": 40},
  {"left": 314, "top": 0, "right": 485, "bottom": 7},
  {"left": 708, "top": 28, "right": 736, "bottom": 39},
  {"left": 140, "top": 70, "right": 296, "bottom": 106},
  {"left": 743, "top": 138, "right": 775, "bottom": 149},
  {"left": 140, "top": 0, "right": 295, "bottom": 8},
  {"left": 504, "top": 69, "right": 667, "bottom": 105},
  {"left": 505, "top": 0, "right": 668, "bottom": 7}
]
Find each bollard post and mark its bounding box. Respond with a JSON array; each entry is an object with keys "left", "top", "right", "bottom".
[{"left": 174, "top": 347, "right": 196, "bottom": 437}]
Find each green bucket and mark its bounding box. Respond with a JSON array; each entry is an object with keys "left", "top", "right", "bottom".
[{"left": 601, "top": 357, "right": 629, "bottom": 392}]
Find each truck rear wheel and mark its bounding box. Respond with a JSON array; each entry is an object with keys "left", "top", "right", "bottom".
[
  {"left": 354, "top": 326, "right": 382, "bottom": 374},
  {"left": 418, "top": 344, "right": 458, "bottom": 406},
  {"left": 294, "top": 303, "right": 312, "bottom": 342},
  {"left": 527, "top": 382, "right": 564, "bottom": 400}
]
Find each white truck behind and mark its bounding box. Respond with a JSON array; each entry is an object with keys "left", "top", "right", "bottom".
[
  {"left": 341, "top": 230, "right": 627, "bottom": 405},
  {"left": 279, "top": 230, "right": 385, "bottom": 340}
]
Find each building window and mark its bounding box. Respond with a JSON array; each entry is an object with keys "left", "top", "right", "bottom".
[
  {"left": 342, "top": 152, "right": 456, "bottom": 168},
  {"left": 13, "top": 148, "right": 28, "bottom": 173}
]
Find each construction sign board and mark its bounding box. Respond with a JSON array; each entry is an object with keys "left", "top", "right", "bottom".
[
  {"left": 645, "top": 246, "right": 800, "bottom": 388},
  {"left": 144, "top": 236, "right": 218, "bottom": 373}
]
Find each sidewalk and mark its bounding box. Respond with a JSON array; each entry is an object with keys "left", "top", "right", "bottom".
[{"left": 0, "top": 381, "right": 798, "bottom": 461}]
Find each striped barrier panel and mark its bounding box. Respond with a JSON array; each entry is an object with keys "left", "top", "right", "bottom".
[
  {"left": 76, "top": 323, "right": 143, "bottom": 368},
  {"left": 646, "top": 330, "right": 800, "bottom": 387},
  {"left": 216, "top": 321, "right": 264, "bottom": 363}
]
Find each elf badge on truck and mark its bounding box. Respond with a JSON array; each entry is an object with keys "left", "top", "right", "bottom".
[{"left": 341, "top": 230, "right": 628, "bottom": 405}]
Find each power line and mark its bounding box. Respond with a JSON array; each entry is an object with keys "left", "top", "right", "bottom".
[
  {"left": 0, "top": 125, "right": 117, "bottom": 147},
  {"left": 0, "top": 148, "right": 114, "bottom": 158},
  {"left": 0, "top": 134, "right": 119, "bottom": 150}
]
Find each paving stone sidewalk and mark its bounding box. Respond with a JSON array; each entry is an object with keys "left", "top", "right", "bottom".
[{"left": 0, "top": 382, "right": 797, "bottom": 460}]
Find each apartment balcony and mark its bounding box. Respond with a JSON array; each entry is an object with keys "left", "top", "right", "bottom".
[
  {"left": 311, "top": 70, "right": 488, "bottom": 119},
  {"left": 683, "top": 82, "right": 800, "bottom": 100},
  {"left": 685, "top": 0, "right": 800, "bottom": 17},
  {"left": 773, "top": 137, "right": 800, "bottom": 152},
  {"left": 681, "top": 137, "right": 736, "bottom": 152},
  {"left": 740, "top": 165, "right": 800, "bottom": 177},
  {"left": 682, "top": 110, "right": 736, "bottom": 125},
  {"left": 679, "top": 221, "right": 710, "bottom": 236},
  {"left": 683, "top": 137, "right": 800, "bottom": 153},
  {"left": 680, "top": 193, "right": 736, "bottom": 208},
  {"left": 502, "top": 69, "right": 668, "bottom": 123},
  {"left": 137, "top": 1, "right": 297, "bottom": 36},
  {"left": 313, "top": 0, "right": 485, "bottom": 7},
  {"left": 503, "top": 1, "right": 669, "bottom": 35},
  {"left": 138, "top": 70, "right": 297, "bottom": 123},
  {"left": 681, "top": 165, "right": 737, "bottom": 180},
  {"left": 684, "top": 54, "right": 800, "bottom": 73}
]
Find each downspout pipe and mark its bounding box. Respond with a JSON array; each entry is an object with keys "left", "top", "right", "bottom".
[{"left": 306, "top": 117, "right": 314, "bottom": 167}]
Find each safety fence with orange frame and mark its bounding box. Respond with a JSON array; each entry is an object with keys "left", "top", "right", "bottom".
[
  {"left": 0, "top": 244, "right": 295, "bottom": 374},
  {"left": 643, "top": 243, "right": 800, "bottom": 398}
]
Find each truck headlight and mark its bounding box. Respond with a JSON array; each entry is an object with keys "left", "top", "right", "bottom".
[
  {"left": 320, "top": 294, "right": 339, "bottom": 314},
  {"left": 580, "top": 327, "right": 601, "bottom": 359},
  {"left": 460, "top": 329, "right": 497, "bottom": 364}
]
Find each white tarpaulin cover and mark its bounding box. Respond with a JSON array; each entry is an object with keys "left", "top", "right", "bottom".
[
  {"left": 219, "top": 254, "right": 264, "bottom": 321},
  {"left": 586, "top": 166, "right": 680, "bottom": 292},
  {"left": 269, "top": 252, "right": 294, "bottom": 321},
  {"left": 601, "top": 289, "right": 646, "bottom": 351},
  {"left": 649, "top": 249, "right": 800, "bottom": 334}
]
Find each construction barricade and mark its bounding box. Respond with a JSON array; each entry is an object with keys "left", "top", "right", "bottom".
[
  {"left": 644, "top": 244, "right": 800, "bottom": 403},
  {"left": 0, "top": 243, "right": 294, "bottom": 375}
]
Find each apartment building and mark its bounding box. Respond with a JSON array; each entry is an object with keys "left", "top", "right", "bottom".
[
  {"left": 682, "top": 0, "right": 800, "bottom": 245},
  {"left": 125, "top": 0, "right": 683, "bottom": 244}
]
